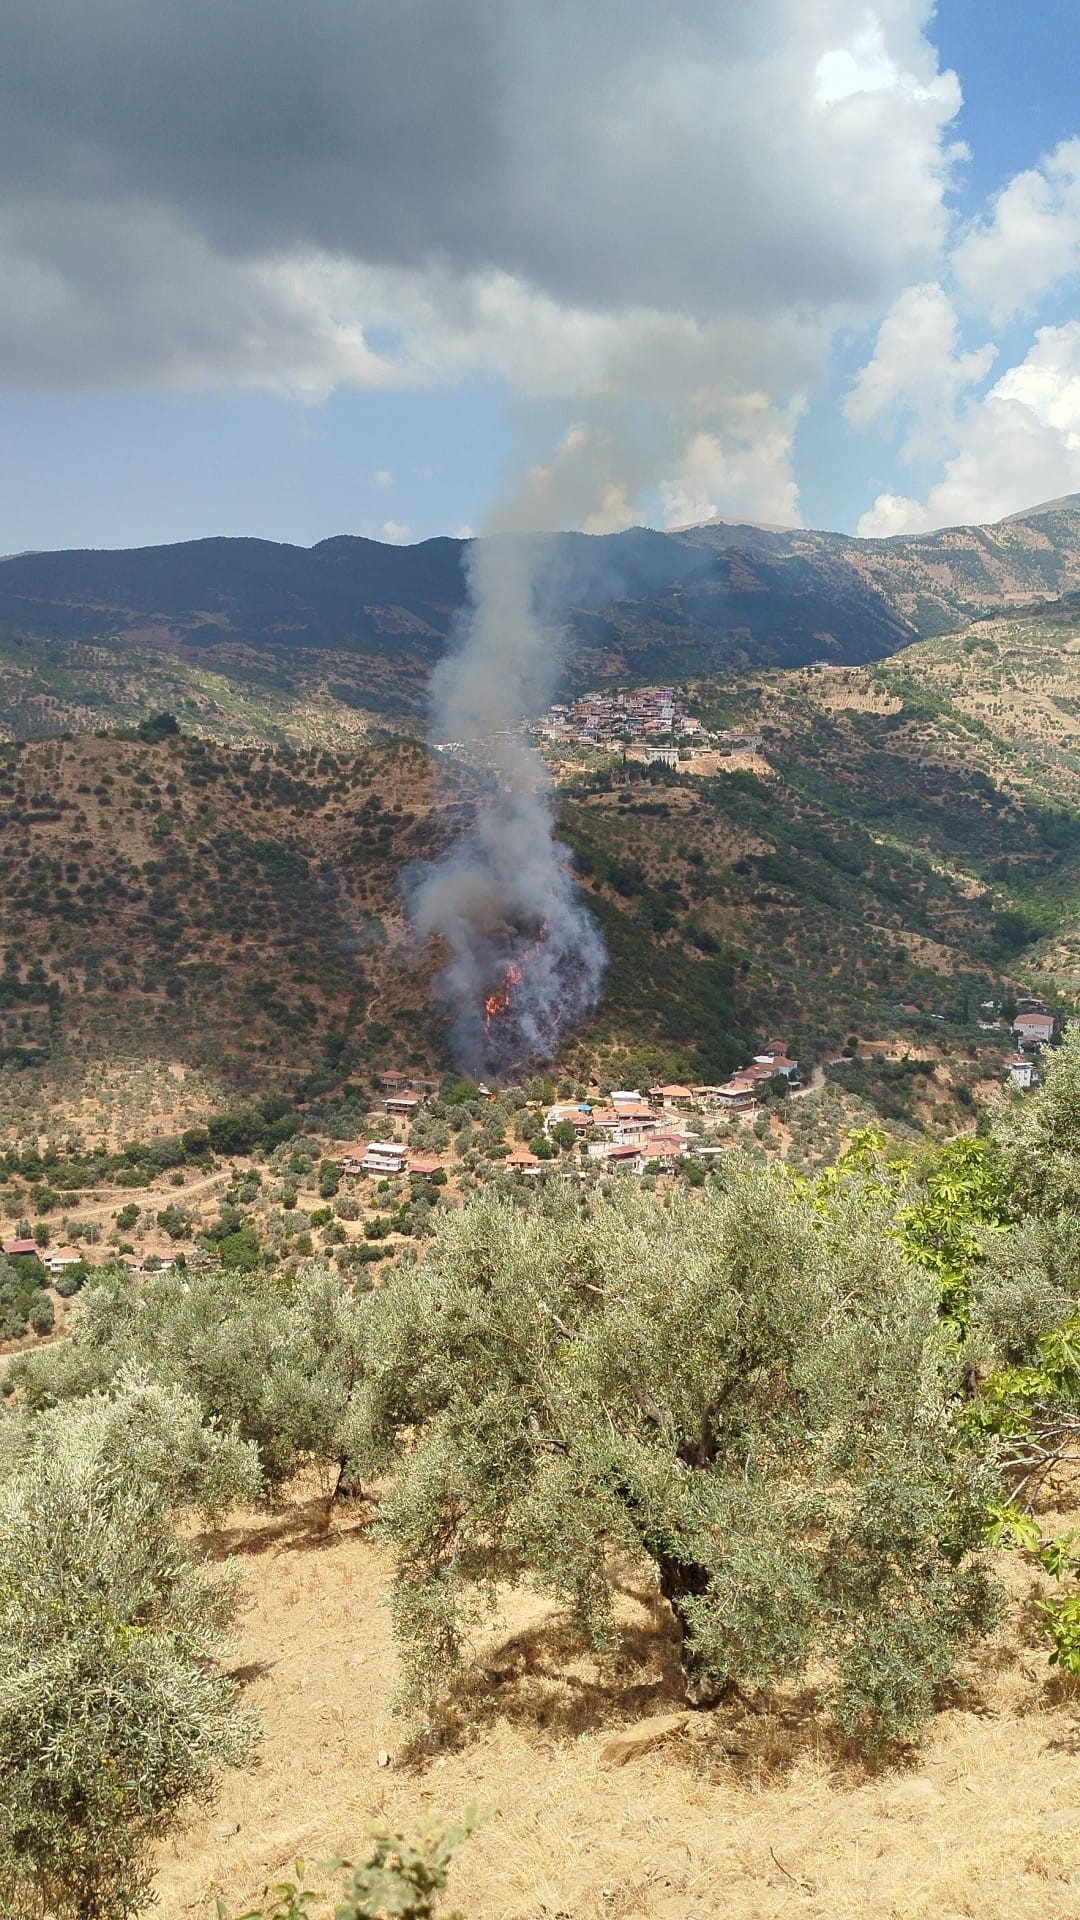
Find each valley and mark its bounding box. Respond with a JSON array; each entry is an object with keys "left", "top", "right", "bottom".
[{"left": 3, "top": 583, "right": 1080, "bottom": 1340}]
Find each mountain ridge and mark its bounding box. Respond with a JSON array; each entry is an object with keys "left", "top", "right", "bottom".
[{"left": 1, "top": 498, "right": 1079, "bottom": 739}]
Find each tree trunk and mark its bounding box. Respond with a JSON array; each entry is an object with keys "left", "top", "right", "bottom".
[{"left": 654, "top": 1548, "right": 726, "bottom": 1707}]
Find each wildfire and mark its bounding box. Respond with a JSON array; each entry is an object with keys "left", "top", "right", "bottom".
[
  {"left": 483, "top": 961, "right": 523, "bottom": 1030},
  {"left": 482, "top": 923, "right": 549, "bottom": 1034}
]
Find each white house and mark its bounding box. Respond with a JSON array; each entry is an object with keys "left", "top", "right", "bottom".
[
  {"left": 1013, "top": 1010, "right": 1055, "bottom": 1045},
  {"left": 385, "top": 1092, "right": 424, "bottom": 1116},
  {"left": 1003, "top": 1055, "right": 1038, "bottom": 1091},
  {"left": 361, "top": 1141, "right": 408, "bottom": 1176},
  {"left": 45, "top": 1245, "right": 83, "bottom": 1276}
]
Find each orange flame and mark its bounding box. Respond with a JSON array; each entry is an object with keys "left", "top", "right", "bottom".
[
  {"left": 484, "top": 961, "right": 523, "bottom": 1029},
  {"left": 482, "top": 923, "right": 549, "bottom": 1033}
]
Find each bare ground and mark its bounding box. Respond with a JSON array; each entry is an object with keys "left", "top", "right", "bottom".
[{"left": 155, "top": 1495, "right": 1080, "bottom": 1920}]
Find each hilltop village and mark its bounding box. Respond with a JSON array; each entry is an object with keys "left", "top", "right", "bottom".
[{"left": 530, "top": 683, "right": 762, "bottom": 768}]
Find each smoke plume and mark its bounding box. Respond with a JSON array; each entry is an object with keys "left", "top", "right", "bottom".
[{"left": 407, "top": 532, "right": 605, "bottom": 1079}]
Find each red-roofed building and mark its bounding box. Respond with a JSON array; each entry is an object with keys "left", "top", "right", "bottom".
[
  {"left": 1013, "top": 1010, "right": 1054, "bottom": 1045},
  {"left": 506, "top": 1148, "right": 542, "bottom": 1177},
  {"left": 647, "top": 1084, "right": 696, "bottom": 1111},
  {"left": 2, "top": 1238, "right": 39, "bottom": 1258},
  {"left": 45, "top": 1246, "right": 83, "bottom": 1275}
]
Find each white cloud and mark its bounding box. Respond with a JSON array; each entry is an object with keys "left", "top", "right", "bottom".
[
  {"left": 857, "top": 321, "right": 1080, "bottom": 534},
  {"left": 373, "top": 468, "right": 394, "bottom": 489},
  {"left": 363, "top": 518, "right": 413, "bottom": 544},
  {"left": 953, "top": 139, "right": 1080, "bottom": 322},
  {"left": 845, "top": 282, "right": 995, "bottom": 459},
  {"left": 660, "top": 401, "right": 803, "bottom": 528}
]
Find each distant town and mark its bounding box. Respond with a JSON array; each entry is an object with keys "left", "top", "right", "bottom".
[
  {"left": 434, "top": 686, "right": 763, "bottom": 767},
  {"left": 530, "top": 684, "right": 762, "bottom": 766}
]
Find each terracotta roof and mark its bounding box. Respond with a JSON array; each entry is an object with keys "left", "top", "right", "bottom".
[
  {"left": 2, "top": 1238, "right": 39, "bottom": 1256},
  {"left": 47, "top": 1246, "right": 82, "bottom": 1263}
]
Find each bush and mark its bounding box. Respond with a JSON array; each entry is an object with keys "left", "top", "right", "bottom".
[
  {"left": 27, "top": 1288, "right": 55, "bottom": 1336},
  {"left": 0, "top": 1383, "right": 258, "bottom": 1919},
  {"left": 220, "top": 1818, "right": 473, "bottom": 1920}
]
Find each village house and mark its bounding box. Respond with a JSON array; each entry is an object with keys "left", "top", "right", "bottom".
[
  {"left": 1003, "top": 1055, "right": 1039, "bottom": 1091},
  {"left": 712, "top": 1074, "right": 760, "bottom": 1110},
  {"left": 505, "top": 1147, "right": 543, "bottom": 1177},
  {"left": 610, "top": 1111, "right": 662, "bottom": 1145},
  {"left": 360, "top": 1141, "right": 408, "bottom": 1176},
  {"left": 544, "top": 1103, "right": 594, "bottom": 1136},
  {"left": 1, "top": 1238, "right": 39, "bottom": 1259},
  {"left": 604, "top": 1145, "right": 646, "bottom": 1173},
  {"left": 644, "top": 746, "right": 679, "bottom": 768},
  {"left": 385, "top": 1092, "right": 424, "bottom": 1117},
  {"left": 754, "top": 1042, "right": 799, "bottom": 1078},
  {"left": 644, "top": 1132, "right": 691, "bottom": 1166},
  {"left": 44, "top": 1246, "right": 83, "bottom": 1277},
  {"left": 647, "top": 1083, "right": 697, "bottom": 1112},
  {"left": 1013, "top": 1009, "right": 1055, "bottom": 1046},
  {"left": 341, "top": 1151, "right": 367, "bottom": 1177},
  {"left": 407, "top": 1156, "right": 445, "bottom": 1180},
  {"left": 377, "top": 1069, "right": 439, "bottom": 1096}
]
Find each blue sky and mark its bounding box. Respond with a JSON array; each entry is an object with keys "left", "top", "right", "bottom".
[{"left": 0, "top": 1, "right": 1077, "bottom": 553}]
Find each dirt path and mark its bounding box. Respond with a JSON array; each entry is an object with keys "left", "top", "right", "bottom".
[
  {"left": 789, "top": 1061, "right": 828, "bottom": 1099},
  {"left": 66, "top": 1165, "right": 230, "bottom": 1223}
]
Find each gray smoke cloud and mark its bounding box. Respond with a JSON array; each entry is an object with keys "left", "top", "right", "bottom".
[{"left": 407, "top": 533, "right": 605, "bottom": 1078}]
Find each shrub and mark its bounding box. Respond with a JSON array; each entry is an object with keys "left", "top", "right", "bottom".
[
  {"left": 54, "top": 1262, "right": 88, "bottom": 1298},
  {"left": 27, "top": 1288, "right": 55, "bottom": 1336},
  {"left": 0, "top": 1383, "right": 258, "bottom": 1919},
  {"left": 220, "top": 1817, "right": 473, "bottom": 1920}
]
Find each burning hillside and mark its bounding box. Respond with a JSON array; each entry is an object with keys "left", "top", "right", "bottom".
[{"left": 407, "top": 535, "right": 606, "bottom": 1077}]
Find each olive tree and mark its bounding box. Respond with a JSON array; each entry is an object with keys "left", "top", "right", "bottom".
[
  {"left": 6, "top": 1261, "right": 371, "bottom": 1496},
  {"left": 358, "top": 1165, "right": 999, "bottom": 1747},
  {"left": 996, "top": 1021, "right": 1080, "bottom": 1218},
  {"left": 0, "top": 1382, "right": 260, "bottom": 1920}
]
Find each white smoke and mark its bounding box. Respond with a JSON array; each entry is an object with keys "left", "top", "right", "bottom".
[{"left": 407, "top": 532, "right": 606, "bottom": 1079}]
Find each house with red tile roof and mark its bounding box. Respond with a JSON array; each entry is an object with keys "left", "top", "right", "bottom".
[
  {"left": 506, "top": 1148, "right": 542, "bottom": 1176},
  {"left": 1013, "top": 1010, "right": 1054, "bottom": 1045}
]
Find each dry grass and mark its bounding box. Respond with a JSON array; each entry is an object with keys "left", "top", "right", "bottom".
[{"left": 156, "top": 1495, "right": 1080, "bottom": 1920}]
